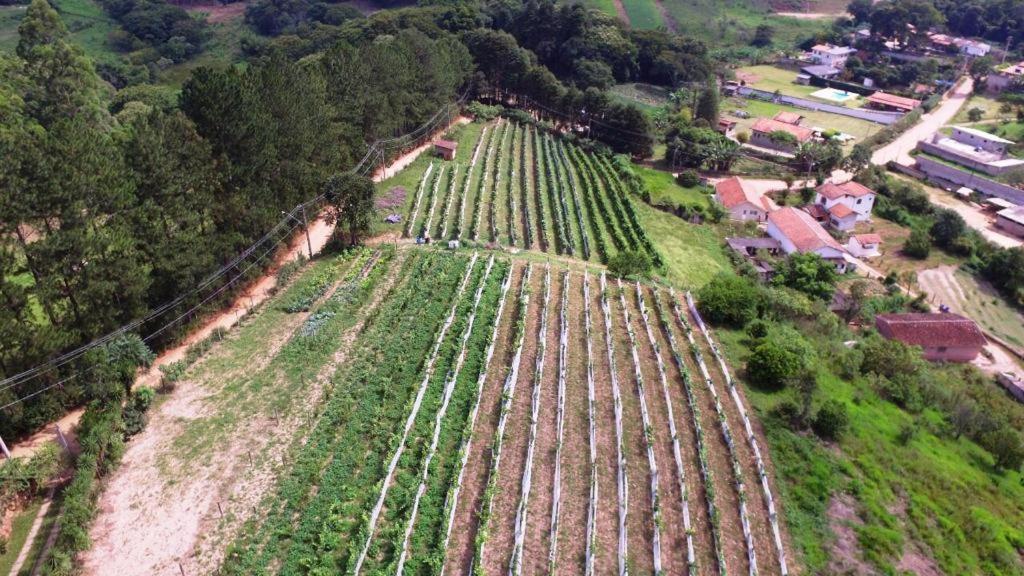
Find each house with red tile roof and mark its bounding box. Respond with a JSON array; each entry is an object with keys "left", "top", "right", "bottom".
[
  {"left": 766, "top": 207, "right": 849, "bottom": 271},
  {"left": 713, "top": 176, "right": 778, "bottom": 222},
  {"left": 773, "top": 111, "right": 803, "bottom": 125},
  {"left": 827, "top": 202, "right": 857, "bottom": 231},
  {"left": 815, "top": 180, "right": 876, "bottom": 222},
  {"left": 875, "top": 313, "right": 987, "bottom": 362},
  {"left": 749, "top": 117, "right": 815, "bottom": 154},
  {"left": 866, "top": 91, "right": 921, "bottom": 113}
]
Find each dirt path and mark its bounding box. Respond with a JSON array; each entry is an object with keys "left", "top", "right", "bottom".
[
  {"left": 610, "top": 0, "right": 630, "bottom": 27},
  {"left": 80, "top": 251, "right": 404, "bottom": 576},
  {"left": 652, "top": 0, "right": 678, "bottom": 33},
  {"left": 872, "top": 77, "right": 974, "bottom": 166},
  {"left": 8, "top": 487, "right": 54, "bottom": 576},
  {"left": 914, "top": 182, "right": 1022, "bottom": 249},
  {"left": 8, "top": 115, "right": 467, "bottom": 461}
]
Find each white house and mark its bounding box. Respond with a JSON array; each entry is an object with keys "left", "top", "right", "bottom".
[
  {"left": 847, "top": 233, "right": 882, "bottom": 258},
  {"left": 815, "top": 180, "right": 876, "bottom": 222},
  {"left": 950, "top": 126, "right": 1012, "bottom": 155},
  {"left": 767, "top": 207, "right": 849, "bottom": 272},
  {"left": 827, "top": 203, "right": 858, "bottom": 231},
  {"left": 713, "top": 176, "right": 777, "bottom": 222},
  {"left": 811, "top": 44, "right": 857, "bottom": 68}
]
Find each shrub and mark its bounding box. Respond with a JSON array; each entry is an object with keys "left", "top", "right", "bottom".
[
  {"left": 676, "top": 169, "right": 700, "bottom": 188},
  {"left": 746, "top": 319, "right": 770, "bottom": 340},
  {"left": 981, "top": 427, "right": 1024, "bottom": 471},
  {"left": 812, "top": 400, "right": 849, "bottom": 440},
  {"left": 747, "top": 338, "right": 802, "bottom": 390},
  {"left": 607, "top": 249, "right": 653, "bottom": 278},
  {"left": 697, "top": 273, "right": 760, "bottom": 327},
  {"left": 467, "top": 101, "right": 504, "bottom": 121},
  {"left": 903, "top": 227, "right": 931, "bottom": 259},
  {"left": 736, "top": 130, "right": 750, "bottom": 144},
  {"left": 770, "top": 399, "right": 805, "bottom": 430}
]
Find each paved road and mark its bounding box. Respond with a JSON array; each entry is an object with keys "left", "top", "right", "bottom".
[{"left": 871, "top": 77, "right": 974, "bottom": 166}]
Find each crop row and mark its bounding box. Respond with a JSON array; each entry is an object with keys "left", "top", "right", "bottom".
[
  {"left": 582, "top": 272, "right": 599, "bottom": 576},
  {"left": 518, "top": 123, "right": 531, "bottom": 249},
  {"left": 687, "top": 292, "right": 789, "bottom": 576},
  {"left": 470, "top": 126, "right": 497, "bottom": 242},
  {"left": 530, "top": 126, "right": 548, "bottom": 252},
  {"left": 437, "top": 260, "right": 515, "bottom": 572},
  {"left": 556, "top": 139, "right": 591, "bottom": 260},
  {"left": 541, "top": 133, "right": 571, "bottom": 255},
  {"left": 599, "top": 155, "right": 663, "bottom": 266},
  {"left": 508, "top": 265, "right": 551, "bottom": 575},
  {"left": 636, "top": 283, "right": 698, "bottom": 572},
  {"left": 406, "top": 162, "right": 436, "bottom": 238},
  {"left": 474, "top": 263, "right": 533, "bottom": 575},
  {"left": 455, "top": 126, "right": 487, "bottom": 240},
  {"left": 547, "top": 270, "right": 570, "bottom": 571},
  {"left": 350, "top": 252, "right": 482, "bottom": 575},
  {"left": 598, "top": 272, "right": 629, "bottom": 576},
  {"left": 489, "top": 122, "right": 508, "bottom": 243},
  {"left": 617, "top": 278, "right": 664, "bottom": 574},
  {"left": 673, "top": 288, "right": 758, "bottom": 576},
  {"left": 220, "top": 249, "right": 462, "bottom": 575},
  {"left": 507, "top": 124, "right": 519, "bottom": 247},
  {"left": 391, "top": 256, "right": 499, "bottom": 575}
]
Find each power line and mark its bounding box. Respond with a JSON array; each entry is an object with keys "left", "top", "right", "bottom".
[{"left": 0, "top": 95, "right": 465, "bottom": 410}]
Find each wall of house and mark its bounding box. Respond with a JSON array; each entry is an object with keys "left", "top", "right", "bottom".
[
  {"left": 922, "top": 345, "right": 982, "bottom": 363},
  {"left": 915, "top": 156, "right": 1024, "bottom": 204},
  {"left": 766, "top": 221, "right": 798, "bottom": 254},
  {"left": 750, "top": 132, "right": 797, "bottom": 154},
  {"left": 996, "top": 214, "right": 1024, "bottom": 238},
  {"left": 728, "top": 203, "right": 766, "bottom": 222},
  {"left": 951, "top": 127, "right": 1007, "bottom": 154}
]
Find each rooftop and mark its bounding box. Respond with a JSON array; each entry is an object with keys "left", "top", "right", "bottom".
[
  {"left": 854, "top": 233, "right": 882, "bottom": 244},
  {"left": 801, "top": 65, "right": 842, "bottom": 78},
  {"left": 817, "top": 180, "right": 875, "bottom": 200},
  {"left": 768, "top": 207, "right": 845, "bottom": 253},
  {"left": 952, "top": 125, "right": 1014, "bottom": 145},
  {"left": 867, "top": 91, "right": 921, "bottom": 111},
  {"left": 997, "top": 205, "right": 1024, "bottom": 225},
  {"left": 751, "top": 118, "right": 814, "bottom": 142},
  {"left": 829, "top": 203, "right": 855, "bottom": 219},
  {"left": 812, "top": 44, "right": 856, "bottom": 55},
  {"left": 434, "top": 139, "right": 457, "bottom": 150},
  {"left": 875, "top": 313, "right": 987, "bottom": 349},
  {"left": 773, "top": 111, "right": 803, "bottom": 125},
  {"left": 715, "top": 176, "right": 774, "bottom": 211}
]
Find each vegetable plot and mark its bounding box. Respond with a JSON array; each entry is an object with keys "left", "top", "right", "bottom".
[{"left": 217, "top": 260, "right": 794, "bottom": 576}]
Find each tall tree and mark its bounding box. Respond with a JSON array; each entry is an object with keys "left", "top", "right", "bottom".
[{"left": 324, "top": 172, "right": 375, "bottom": 245}]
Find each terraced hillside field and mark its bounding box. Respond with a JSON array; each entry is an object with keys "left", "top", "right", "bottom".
[
  {"left": 219, "top": 250, "right": 793, "bottom": 576},
  {"left": 399, "top": 119, "right": 661, "bottom": 267}
]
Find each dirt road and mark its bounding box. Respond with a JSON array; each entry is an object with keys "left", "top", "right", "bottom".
[
  {"left": 871, "top": 77, "right": 974, "bottom": 166},
  {"left": 914, "top": 180, "right": 1022, "bottom": 249}
]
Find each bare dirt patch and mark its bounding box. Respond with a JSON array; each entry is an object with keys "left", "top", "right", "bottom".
[
  {"left": 827, "top": 493, "right": 872, "bottom": 575},
  {"left": 183, "top": 1, "right": 247, "bottom": 23}
]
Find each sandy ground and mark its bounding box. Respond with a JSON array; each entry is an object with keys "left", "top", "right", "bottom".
[
  {"left": 871, "top": 77, "right": 974, "bottom": 166},
  {"left": 916, "top": 184, "right": 1022, "bottom": 249}
]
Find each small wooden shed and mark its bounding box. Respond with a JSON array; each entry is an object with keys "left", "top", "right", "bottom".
[{"left": 434, "top": 139, "right": 457, "bottom": 161}]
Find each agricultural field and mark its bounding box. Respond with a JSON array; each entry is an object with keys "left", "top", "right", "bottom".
[
  {"left": 388, "top": 119, "right": 662, "bottom": 267},
  {"left": 211, "top": 251, "right": 793, "bottom": 575}
]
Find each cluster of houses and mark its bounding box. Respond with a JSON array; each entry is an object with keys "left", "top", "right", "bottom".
[
  {"left": 715, "top": 176, "right": 883, "bottom": 274},
  {"left": 713, "top": 175, "right": 1003, "bottom": 367}
]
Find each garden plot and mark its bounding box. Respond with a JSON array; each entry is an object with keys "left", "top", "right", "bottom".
[
  {"left": 400, "top": 120, "right": 660, "bottom": 265},
  {"left": 199, "top": 255, "right": 794, "bottom": 576}
]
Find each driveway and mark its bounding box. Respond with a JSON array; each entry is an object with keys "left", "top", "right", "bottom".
[{"left": 871, "top": 77, "right": 974, "bottom": 166}]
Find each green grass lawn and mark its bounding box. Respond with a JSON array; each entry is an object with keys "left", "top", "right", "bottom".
[
  {"left": 927, "top": 268, "right": 1024, "bottom": 349},
  {"left": 662, "top": 0, "right": 831, "bottom": 49},
  {"left": 374, "top": 120, "right": 487, "bottom": 238},
  {"left": 0, "top": 498, "right": 44, "bottom": 575},
  {"left": 734, "top": 65, "right": 821, "bottom": 98},
  {"left": 715, "top": 326, "right": 1024, "bottom": 575},
  {"left": 637, "top": 200, "right": 729, "bottom": 288},
  {"left": 621, "top": 0, "right": 663, "bottom": 29},
  {"left": 952, "top": 94, "right": 1005, "bottom": 125},
  {"left": 725, "top": 96, "right": 881, "bottom": 148},
  {"left": 573, "top": 0, "right": 621, "bottom": 20},
  {"left": 635, "top": 164, "right": 710, "bottom": 208},
  {"left": 609, "top": 82, "right": 670, "bottom": 112},
  {"left": 1, "top": 0, "right": 120, "bottom": 64}
]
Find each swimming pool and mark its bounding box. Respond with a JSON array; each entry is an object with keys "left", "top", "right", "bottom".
[{"left": 810, "top": 87, "right": 860, "bottom": 104}]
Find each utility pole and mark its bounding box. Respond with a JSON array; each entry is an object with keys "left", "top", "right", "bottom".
[
  {"left": 300, "top": 205, "right": 313, "bottom": 258},
  {"left": 0, "top": 435, "right": 10, "bottom": 460}
]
